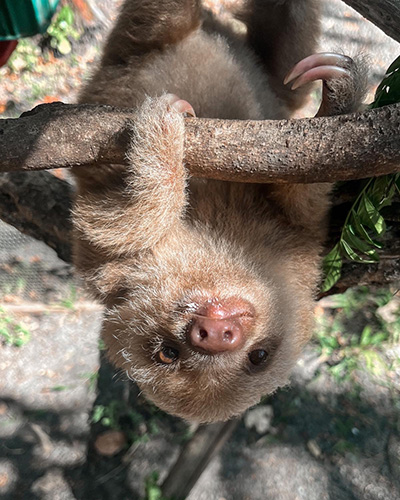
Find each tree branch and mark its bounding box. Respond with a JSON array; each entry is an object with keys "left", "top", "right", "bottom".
[
  {"left": 1, "top": 100, "right": 400, "bottom": 291},
  {"left": 0, "top": 172, "right": 72, "bottom": 262},
  {"left": 342, "top": 0, "right": 400, "bottom": 43},
  {"left": 1, "top": 102, "right": 400, "bottom": 183}
]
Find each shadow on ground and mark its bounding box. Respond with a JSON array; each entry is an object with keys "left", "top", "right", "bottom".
[{"left": 2, "top": 349, "right": 399, "bottom": 500}]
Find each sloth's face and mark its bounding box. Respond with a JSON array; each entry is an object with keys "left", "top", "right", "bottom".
[{"left": 101, "top": 273, "right": 312, "bottom": 423}]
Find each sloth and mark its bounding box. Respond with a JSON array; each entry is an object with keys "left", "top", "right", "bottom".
[{"left": 72, "top": 0, "right": 367, "bottom": 422}]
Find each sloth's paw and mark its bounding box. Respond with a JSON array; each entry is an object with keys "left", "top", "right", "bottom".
[{"left": 284, "top": 52, "right": 368, "bottom": 116}]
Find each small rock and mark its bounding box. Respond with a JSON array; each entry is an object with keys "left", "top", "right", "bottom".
[
  {"left": 244, "top": 405, "right": 273, "bottom": 434},
  {"left": 376, "top": 297, "right": 400, "bottom": 323},
  {"left": 94, "top": 430, "right": 126, "bottom": 456},
  {"left": 307, "top": 439, "right": 322, "bottom": 459},
  {"left": 0, "top": 461, "right": 17, "bottom": 495}
]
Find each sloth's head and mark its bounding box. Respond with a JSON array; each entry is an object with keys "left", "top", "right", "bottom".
[{"left": 101, "top": 257, "right": 314, "bottom": 423}]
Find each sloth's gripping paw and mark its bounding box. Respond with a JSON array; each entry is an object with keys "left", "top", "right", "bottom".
[
  {"left": 127, "top": 93, "right": 196, "bottom": 178},
  {"left": 284, "top": 52, "right": 368, "bottom": 116}
]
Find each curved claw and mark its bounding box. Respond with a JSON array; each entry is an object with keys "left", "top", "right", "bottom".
[
  {"left": 284, "top": 52, "right": 359, "bottom": 116},
  {"left": 165, "top": 93, "right": 196, "bottom": 117},
  {"left": 290, "top": 65, "right": 350, "bottom": 90},
  {"left": 284, "top": 52, "right": 353, "bottom": 88}
]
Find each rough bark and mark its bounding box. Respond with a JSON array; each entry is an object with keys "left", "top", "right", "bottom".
[
  {"left": 1, "top": 102, "right": 400, "bottom": 183},
  {"left": 161, "top": 420, "right": 239, "bottom": 500},
  {"left": 342, "top": 0, "right": 400, "bottom": 43},
  {"left": 0, "top": 172, "right": 72, "bottom": 263}
]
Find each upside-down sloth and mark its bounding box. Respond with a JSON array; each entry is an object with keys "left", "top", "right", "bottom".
[{"left": 72, "top": 0, "right": 367, "bottom": 422}]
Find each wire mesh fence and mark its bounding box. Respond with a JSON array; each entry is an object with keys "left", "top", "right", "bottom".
[{"left": 0, "top": 219, "right": 76, "bottom": 303}]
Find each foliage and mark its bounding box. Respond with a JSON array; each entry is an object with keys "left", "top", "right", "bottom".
[
  {"left": 91, "top": 400, "right": 160, "bottom": 443},
  {"left": 0, "top": 307, "right": 31, "bottom": 347},
  {"left": 5, "top": 5, "right": 81, "bottom": 72},
  {"left": 322, "top": 56, "right": 400, "bottom": 291},
  {"left": 60, "top": 285, "right": 78, "bottom": 309},
  {"left": 144, "top": 472, "right": 168, "bottom": 500},
  {"left": 369, "top": 55, "right": 400, "bottom": 109},
  {"left": 7, "top": 39, "right": 40, "bottom": 72},
  {"left": 315, "top": 287, "right": 400, "bottom": 380},
  {"left": 46, "top": 5, "right": 81, "bottom": 55}
]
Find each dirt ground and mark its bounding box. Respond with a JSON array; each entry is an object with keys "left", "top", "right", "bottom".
[{"left": 0, "top": 1, "right": 399, "bottom": 499}]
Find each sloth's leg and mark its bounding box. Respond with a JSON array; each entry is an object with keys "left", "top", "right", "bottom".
[{"left": 73, "top": 95, "right": 195, "bottom": 260}]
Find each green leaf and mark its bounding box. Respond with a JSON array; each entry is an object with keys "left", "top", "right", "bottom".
[
  {"left": 360, "top": 325, "right": 373, "bottom": 346},
  {"left": 358, "top": 195, "right": 386, "bottom": 235},
  {"left": 367, "top": 175, "right": 397, "bottom": 211},
  {"left": 58, "top": 6, "right": 75, "bottom": 26},
  {"left": 369, "top": 332, "right": 388, "bottom": 345},
  {"left": 319, "top": 334, "right": 340, "bottom": 351},
  {"left": 92, "top": 405, "right": 105, "bottom": 423},
  {"left": 370, "top": 55, "right": 400, "bottom": 108},
  {"left": 322, "top": 244, "right": 342, "bottom": 292},
  {"left": 340, "top": 239, "right": 362, "bottom": 261},
  {"left": 326, "top": 294, "right": 352, "bottom": 309},
  {"left": 352, "top": 217, "right": 382, "bottom": 248},
  {"left": 341, "top": 226, "right": 379, "bottom": 262},
  {"left": 386, "top": 55, "right": 400, "bottom": 74}
]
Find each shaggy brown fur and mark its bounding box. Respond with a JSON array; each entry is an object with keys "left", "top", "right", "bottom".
[{"left": 72, "top": 0, "right": 367, "bottom": 422}]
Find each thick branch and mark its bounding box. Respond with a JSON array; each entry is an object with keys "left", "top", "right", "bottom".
[
  {"left": 1, "top": 102, "right": 400, "bottom": 183},
  {"left": 0, "top": 172, "right": 72, "bottom": 262},
  {"left": 1, "top": 100, "right": 400, "bottom": 290},
  {"left": 342, "top": 0, "right": 400, "bottom": 43},
  {"left": 161, "top": 420, "right": 238, "bottom": 500}
]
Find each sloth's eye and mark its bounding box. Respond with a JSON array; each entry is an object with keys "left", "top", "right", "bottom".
[
  {"left": 156, "top": 346, "right": 179, "bottom": 365},
  {"left": 248, "top": 349, "right": 268, "bottom": 366}
]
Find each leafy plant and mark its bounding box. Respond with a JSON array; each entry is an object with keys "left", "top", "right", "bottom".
[
  {"left": 369, "top": 55, "right": 400, "bottom": 109},
  {"left": 7, "top": 39, "right": 40, "bottom": 72},
  {"left": 315, "top": 287, "right": 399, "bottom": 380},
  {"left": 144, "top": 471, "right": 168, "bottom": 500},
  {"left": 46, "top": 5, "right": 81, "bottom": 55},
  {"left": 60, "top": 285, "right": 78, "bottom": 309},
  {"left": 91, "top": 400, "right": 160, "bottom": 443},
  {"left": 92, "top": 401, "right": 123, "bottom": 429},
  {"left": 322, "top": 56, "right": 400, "bottom": 292},
  {"left": 0, "top": 307, "right": 31, "bottom": 347}
]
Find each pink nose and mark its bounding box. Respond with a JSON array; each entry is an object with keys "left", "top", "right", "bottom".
[{"left": 189, "top": 316, "right": 244, "bottom": 354}]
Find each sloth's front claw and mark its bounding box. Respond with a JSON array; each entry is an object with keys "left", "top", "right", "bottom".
[
  {"left": 284, "top": 53, "right": 353, "bottom": 88},
  {"left": 165, "top": 93, "right": 196, "bottom": 117},
  {"left": 284, "top": 53, "right": 360, "bottom": 116}
]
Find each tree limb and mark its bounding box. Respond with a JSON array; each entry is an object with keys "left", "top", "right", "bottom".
[
  {"left": 342, "top": 0, "right": 400, "bottom": 43},
  {"left": 1, "top": 100, "right": 400, "bottom": 291},
  {"left": 0, "top": 172, "right": 72, "bottom": 263},
  {"left": 161, "top": 420, "right": 239, "bottom": 500},
  {"left": 1, "top": 102, "right": 400, "bottom": 183}
]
